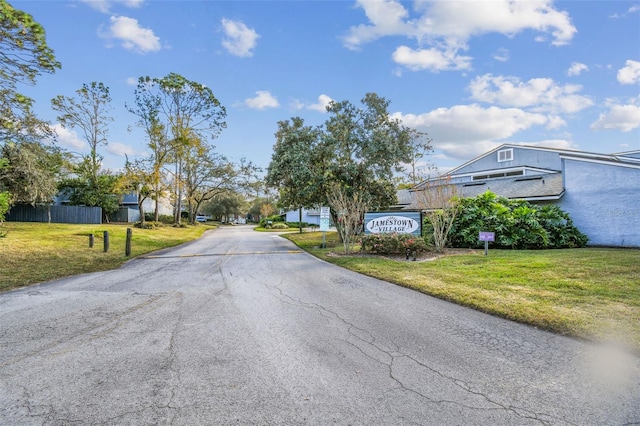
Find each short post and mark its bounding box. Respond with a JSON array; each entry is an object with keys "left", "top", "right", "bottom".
[
  {"left": 125, "top": 228, "right": 132, "bottom": 257},
  {"left": 406, "top": 248, "right": 411, "bottom": 260},
  {"left": 484, "top": 240, "right": 489, "bottom": 256},
  {"left": 412, "top": 250, "right": 417, "bottom": 261},
  {"left": 103, "top": 231, "right": 109, "bottom": 253},
  {"left": 89, "top": 233, "right": 94, "bottom": 248}
]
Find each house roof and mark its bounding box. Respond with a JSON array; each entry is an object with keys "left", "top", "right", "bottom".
[
  {"left": 560, "top": 151, "right": 640, "bottom": 169},
  {"left": 404, "top": 172, "right": 564, "bottom": 210}
]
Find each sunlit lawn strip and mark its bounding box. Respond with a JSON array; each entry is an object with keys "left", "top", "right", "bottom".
[
  {"left": 283, "top": 231, "right": 640, "bottom": 352},
  {"left": 0, "top": 222, "right": 210, "bottom": 292}
]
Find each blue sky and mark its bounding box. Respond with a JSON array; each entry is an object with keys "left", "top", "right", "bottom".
[{"left": 15, "top": 0, "right": 640, "bottom": 175}]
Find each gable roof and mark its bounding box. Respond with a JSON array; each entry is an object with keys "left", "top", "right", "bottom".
[{"left": 405, "top": 172, "right": 564, "bottom": 210}]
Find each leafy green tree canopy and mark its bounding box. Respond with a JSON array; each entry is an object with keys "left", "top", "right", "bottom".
[
  {"left": 0, "top": 0, "right": 60, "bottom": 140},
  {"left": 266, "top": 93, "right": 413, "bottom": 214},
  {"left": 0, "top": 141, "right": 65, "bottom": 206}
]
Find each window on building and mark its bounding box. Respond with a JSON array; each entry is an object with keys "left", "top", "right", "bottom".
[
  {"left": 471, "top": 170, "right": 523, "bottom": 181},
  {"left": 497, "top": 148, "right": 514, "bottom": 162}
]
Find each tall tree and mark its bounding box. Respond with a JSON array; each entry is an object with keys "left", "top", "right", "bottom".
[
  {"left": 267, "top": 93, "right": 413, "bottom": 235},
  {"left": 323, "top": 93, "right": 411, "bottom": 211},
  {"left": 51, "top": 82, "right": 116, "bottom": 222},
  {"left": 0, "top": 0, "right": 60, "bottom": 143},
  {"left": 134, "top": 73, "right": 227, "bottom": 224},
  {"left": 128, "top": 77, "right": 172, "bottom": 221},
  {"left": 265, "top": 117, "right": 323, "bottom": 210},
  {"left": 51, "top": 82, "right": 113, "bottom": 181}
]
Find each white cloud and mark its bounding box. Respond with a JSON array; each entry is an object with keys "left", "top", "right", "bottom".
[
  {"left": 101, "top": 16, "right": 161, "bottom": 53},
  {"left": 610, "top": 4, "right": 640, "bottom": 18},
  {"left": 221, "top": 18, "right": 259, "bottom": 58},
  {"left": 307, "top": 94, "right": 334, "bottom": 112},
  {"left": 492, "top": 48, "right": 509, "bottom": 62},
  {"left": 344, "top": 0, "right": 576, "bottom": 72},
  {"left": 291, "top": 95, "right": 334, "bottom": 112},
  {"left": 392, "top": 104, "right": 551, "bottom": 159},
  {"left": 52, "top": 124, "right": 86, "bottom": 151},
  {"left": 125, "top": 76, "right": 137, "bottom": 86},
  {"left": 244, "top": 91, "right": 279, "bottom": 110},
  {"left": 591, "top": 97, "right": 640, "bottom": 132},
  {"left": 392, "top": 45, "right": 472, "bottom": 72},
  {"left": 468, "top": 74, "right": 593, "bottom": 113},
  {"left": 80, "top": 0, "right": 143, "bottom": 13},
  {"left": 617, "top": 60, "right": 640, "bottom": 84},
  {"left": 567, "top": 62, "right": 588, "bottom": 76},
  {"left": 342, "top": 0, "right": 413, "bottom": 50}
]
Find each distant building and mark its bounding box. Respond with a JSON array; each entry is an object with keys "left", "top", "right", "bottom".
[
  {"left": 401, "top": 144, "right": 640, "bottom": 247},
  {"left": 282, "top": 207, "right": 321, "bottom": 226}
]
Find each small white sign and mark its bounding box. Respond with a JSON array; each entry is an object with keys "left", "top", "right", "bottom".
[{"left": 319, "top": 206, "right": 330, "bottom": 232}]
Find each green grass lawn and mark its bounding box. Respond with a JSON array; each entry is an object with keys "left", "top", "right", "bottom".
[
  {"left": 0, "top": 222, "right": 210, "bottom": 292},
  {"left": 284, "top": 231, "right": 640, "bottom": 353}
]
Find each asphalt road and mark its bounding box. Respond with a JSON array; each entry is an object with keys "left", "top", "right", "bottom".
[{"left": 1, "top": 225, "right": 639, "bottom": 425}]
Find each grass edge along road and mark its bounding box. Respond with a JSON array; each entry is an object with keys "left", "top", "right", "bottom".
[
  {"left": 2, "top": 223, "right": 639, "bottom": 353},
  {"left": 0, "top": 222, "right": 210, "bottom": 292},
  {"left": 283, "top": 231, "right": 640, "bottom": 353}
]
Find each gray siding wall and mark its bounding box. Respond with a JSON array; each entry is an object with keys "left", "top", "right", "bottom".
[
  {"left": 558, "top": 159, "right": 640, "bottom": 247},
  {"left": 112, "top": 207, "right": 141, "bottom": 223},
  {"left": 284, "top": 209, "right": 321, "bottom": 225},
  {"left": 454, "top": 147, "right": 563, "bottom": 174}
]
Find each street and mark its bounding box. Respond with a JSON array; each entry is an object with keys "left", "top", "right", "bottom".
[{"left": 1, "top": 225, "right": 639, "bottom": 425}]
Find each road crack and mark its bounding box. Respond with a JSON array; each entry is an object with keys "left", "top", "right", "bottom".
[{"left": 263, "top": 282, "right": 565, "bottom": 424}]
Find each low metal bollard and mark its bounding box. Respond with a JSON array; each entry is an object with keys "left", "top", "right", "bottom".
[
  {"left": 89, "top": 233, "right": 94, "bottom": 248},
  {"left": 103, "top": 231, "right": 109, "bottom": 253}
]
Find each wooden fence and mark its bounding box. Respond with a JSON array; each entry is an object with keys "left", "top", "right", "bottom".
[{"left": 6, "top": 204, "right": 102, "bottom": 224}]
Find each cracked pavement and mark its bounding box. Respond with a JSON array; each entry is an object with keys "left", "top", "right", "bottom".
[{"left": 0, "top": 225, "right": 638, "bottom": 425}]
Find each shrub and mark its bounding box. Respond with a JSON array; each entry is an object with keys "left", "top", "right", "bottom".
[
  {"left": 285, "top": 221, "right": 312, "bottom": 228},
  {"left": 259, "top": 214, "right": 285, "bottom": 228},
  {"left": 135, "top": 221, "right": 163, "bottom": 229},
  {"left": 144, "top": 213, "right": 174, "bottom": 224},
  {"left": 271, "top": 222, "right": 289, "bottom": 229},
  {"left": 0, "top": 191, "right": 9, "bottom": 223},
  {"left": 361, "top": 233, "right": 429, "bottom": 255},
  {"left": 449, "top": 191, "right": 588, "bottom": 249}
]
